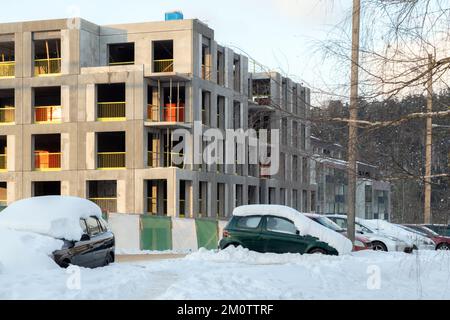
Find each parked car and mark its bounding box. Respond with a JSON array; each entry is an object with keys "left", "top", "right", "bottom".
[
  {"left": 53, "top": 215, "right": 115, "bottom": 268},
  {"left": 304, "top": 214, "right": 372, "bottom": 251},
  {"left": 0, "top": 196, "right": 115, "bottom": 269},
  {"left": 362, "top": 219, "right": 435, "bottom": 250},
  {"left": 219, "top": 205, "right": 354, "bottom": 255},
  {"left": 424, "top": 224, "right": 450, "bottom": 237},
  {"left": 326, "top": 214, "right": 413, "bottom": 253},
  {"left": 403, "top": 224, "right": 450, "bottom": 250}
]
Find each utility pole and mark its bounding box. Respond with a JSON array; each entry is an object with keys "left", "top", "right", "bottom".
[
  {"left": 424, "top": 54, "right": 434, "bottom": 224},
  {"left": 347, "top": 0, "right": 361, "bottom": 244}
]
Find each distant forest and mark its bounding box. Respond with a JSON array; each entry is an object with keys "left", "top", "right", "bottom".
[{"left": 312, "top": 91, "right": 450, "bottom": 224}]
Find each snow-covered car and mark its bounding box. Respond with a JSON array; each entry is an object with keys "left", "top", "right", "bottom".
[
  {"left": 326, "top": 214, "right": 413, "bottom": 253},
  {"left": 304, "top": 214, "right": 372, "bottom": 251},
  {"left": 404, "top": 224, "right": 450, "bottom": 250},
  {"left": 362, "top": 219, "right": 435, "bottom": 250},
  {"left": 220, "top": 205, "right": 353, "bottom": 255},
  {"left": 0, "top": 196, "right": 115, "bottom": 269}
]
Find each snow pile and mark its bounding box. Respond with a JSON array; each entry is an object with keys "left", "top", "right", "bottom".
[
  {"left": 0, "top": 196, "right": 101, "bottom": 241},
  {"left": 233, "top": 205, "right": 353, "bottom": 255},
  {"left": 362, "top": 219, "right": 433, "bottom": 247},
  {"left": 0, "top": 227, "right": 62, "bottom": 274}
]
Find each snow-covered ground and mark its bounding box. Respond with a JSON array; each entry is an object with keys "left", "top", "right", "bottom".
[{"left": 2, "top": 246, "right": 450, "bottom": 300}]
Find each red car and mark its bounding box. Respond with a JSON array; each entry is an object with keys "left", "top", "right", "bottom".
[
  {"left": 405, "top": 224, "right": 450, "bottom": 250},
  {"left": 305, "top": 214, "right": 372, "bottom": 251}
]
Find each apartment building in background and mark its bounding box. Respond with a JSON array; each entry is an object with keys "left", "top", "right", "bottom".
[
  {"left": 0, "top": 15, "right": 316, "bottom": 217},
  {"left": 311, "top": 136, "right": 391, "bottom": 220}
]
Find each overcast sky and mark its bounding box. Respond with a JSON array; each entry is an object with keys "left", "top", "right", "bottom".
[{"left": 0, "top": 0, "right": 353, "bottom": 103}]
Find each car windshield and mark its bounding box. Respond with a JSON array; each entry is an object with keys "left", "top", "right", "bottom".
[
  {"left": 399, "top": 225, "right": 428, "bottom": 237},
  {"left": 313, "top": 216, "right": 344, "bottom": 232},
  {"left": 408, "top": 225, "right": 439, "bottom": 237}
]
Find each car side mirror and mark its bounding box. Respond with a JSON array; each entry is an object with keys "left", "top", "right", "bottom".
[{"left": 80, "top": 234, "right": 90, "bottom": 242}]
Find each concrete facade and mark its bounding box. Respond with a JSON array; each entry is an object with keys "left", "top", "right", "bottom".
[
  {"left": 311, "top": 136, "right": 391, "bottom": 220},
  {"left": 0, "top": 17, "right": 316, "bottom": 218}
]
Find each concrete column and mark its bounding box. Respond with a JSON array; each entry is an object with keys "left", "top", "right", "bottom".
[
  {"left": 61, "top": 133, "right": 70, "bottom": 171},
  {"left": 61, "top": 85, "right": 70, "bottom": 122},
  {"left": 61, "top": 180, "right": 70, "bottom": 196},
  {"left": 86, "top": 84, "right": 96, "bottom": 122},
  {"left": 86, "top": 132, "right": 96, "bottom": 170},
  {"left": 117, "top": 179, "right": 126, "bottom": 213},
  {"left": 22, "top": 84, "right": 33, "bottom": 124},
  {"left": 14, "top": 32, "right": 23, "bottom": 78},
  {"left": 22, "top": 32, "right": 33, "bottom": 78},
  {"left": 6, "top": 135, "right": 15, "bottom": 172},
  {"left": 61, "top": 29, "right": 70, "bottom": 75},
  {"left": 7, "top": 180, "right": 16, "bottom": 204},
  {"left": 167, "top": 175, "right": 178, "bottom": 217}
]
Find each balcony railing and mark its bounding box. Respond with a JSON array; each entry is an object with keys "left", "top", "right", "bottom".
[
  {"left": 147, "top": 151, "right": 184, "bottom": 168},
  {"left": 34, "top": 58, "right": 62, "bottom": 76},
  {"left": 146, "top": 197, "right": 167, "bottom": 215},
  {"left": 0, "top": 61, "right": 15, "bottom": 77},
  {"left": 34, "top": 152, "right": 61, "bottom": 171},
  {"left": 97, "top": 152, "right": 126, "bottom": 169},
  {"left": 202, "top": 64, "right": 212, "bottom": 80},
  {"left": 147, "top": 151, "right": 160, "bottom": 168},
  {"left": 97, "top": 102, "right": 126, "bottom": 121},
  {"left": 0, "top": 107, "right": 15, "bottom": 124},
  {"left": 109, "top": 61, "right": 134, "bottom": 66},
  {"left": 147, "top": 104, "right": 185, "bottom": 122},
  {"left": 0, "top": 154, "right": 6, "bottom": 171},
  {"left": 89, "top": 198, "right": 117, "bottom": 213},
  {"left": 34, "top": 106, "right": 62, "bottom": 123},
  {"left": 154, "top": 59, "right": 174, "bottom": 73}
]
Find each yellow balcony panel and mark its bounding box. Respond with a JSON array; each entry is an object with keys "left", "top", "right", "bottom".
[
  {"left": 34, "top": 58, "right": 62, "bottom": 76},
  {"left": 34, "top": 152, "right": 61, "bottom": 171},
  {"left": 34, "top": 106, "right": 62, "bottom": 124},
  {"left": 0, "top": 61, "right": 15, "bottom": 78},
  {"left": 89, "top": 198, "right": 117, "bottom": 213},
  {"left": 97, "top": 152, "right": 126, "bottom": 169},
  {"left": 0, "top": 154, "right": 6, "bottom": 171},
  {"left": 97, "top": 102, "right": 126, "bottom": 121},
  {"left": 154, "top": 59, "right": 174, "bottom": 73},
  {"left": 0, "top": 107, "right": 15, "bottom": 124}
]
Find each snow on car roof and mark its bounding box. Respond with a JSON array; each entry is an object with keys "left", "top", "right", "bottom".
[
  {"left": 0, "top": 196, "right": 102, "bottom": 241},
  {"left": 233, "top": 205, "right": 353, "bottom": 255}
]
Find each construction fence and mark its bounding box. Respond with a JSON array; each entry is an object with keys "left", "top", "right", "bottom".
[{"left": 108, "top": 213, "right": 229, "bottom": 252}]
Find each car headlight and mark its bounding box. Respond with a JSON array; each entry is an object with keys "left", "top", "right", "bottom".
[
  {"left": 354, "top": 240, "right": 365, "bottom": 247},
  {"left": 424, "top": 239, "right": 434, "bottom": 245}
]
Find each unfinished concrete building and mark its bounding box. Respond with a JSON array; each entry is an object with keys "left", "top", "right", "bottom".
[{"left": 0, "top": 16, "right": 316, "bottom": 217}]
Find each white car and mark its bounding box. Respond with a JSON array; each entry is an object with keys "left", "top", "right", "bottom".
[
  {"left": 361, "top": 219, "right": 435, "bottom": 250},
  {"left": 325, "top": 214, "right": 413, "bottom": 253}
]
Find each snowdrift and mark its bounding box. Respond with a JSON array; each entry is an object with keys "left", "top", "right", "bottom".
[
  {"left": 0, "top": 196, "right": 102, "bottom": 241},
  {"left": 233, "top": 205, "right": 353, "bottom": 255},
  {"left": 0, "top": 227, "right": 62, "bottom": 274}
]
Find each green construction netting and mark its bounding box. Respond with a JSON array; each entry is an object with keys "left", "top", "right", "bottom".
[
  {"left": 195, "top": 219, "right": 219, "bottom": 250},
  {"left": 140, "top": 215, "right": 172, "bottom": 251}
]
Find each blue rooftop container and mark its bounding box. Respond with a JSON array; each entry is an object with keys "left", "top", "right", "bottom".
[{"left": 165, "top": 11, "right": 184, "bottom": 21}]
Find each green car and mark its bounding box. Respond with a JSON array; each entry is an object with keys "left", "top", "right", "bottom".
[{"left": 219, "top": 214, "right": 339, "bottom": 255}]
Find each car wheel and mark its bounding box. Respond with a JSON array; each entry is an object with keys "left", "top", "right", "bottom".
[
  {"left": 308, "top": 248, "right": 327, "bottom": 255},
  {"left": 224, "top": 243, "right": 240, "bottom": 249},
  {"left": 60, "top": 259, "right": 71, "bottom": 269},
  {"left": 437, "top": 243, "right": 450, "bottom": 250},
  {"left": 104, "top": 253, "right": 114, "bottom": 266},
  {"left": 372, "top": 241, "right": 388, "bottom": 252}
]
